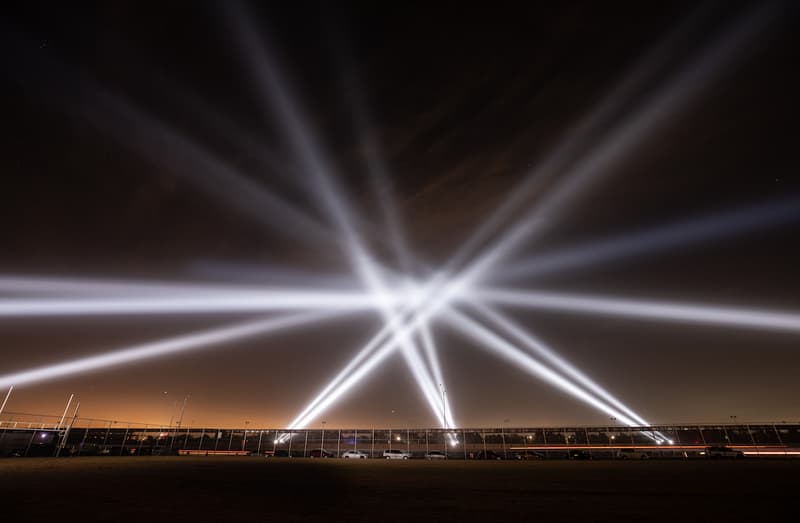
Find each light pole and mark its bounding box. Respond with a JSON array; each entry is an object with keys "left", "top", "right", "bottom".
[
  {"left": 321, "top": 421, "right": 326, "bottom": 456},
  {"left": 501, "top": 419, "right": 509, "bottom": 459},
  {"left": 242, "top": 421, "right": 250, "bottom": 451},
  {"left": 439, "top": 384, "right": 447, "bottom": 428}
]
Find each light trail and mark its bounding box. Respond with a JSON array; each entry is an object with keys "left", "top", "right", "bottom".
[
  {"left": 493, "top": 196, "right": 800, "bottom": 284},
  {"left": 478, "top": 288, "right": 800, "bottom": 334},
  {"left": 0, "top": 309, "right": 348, "bottom": 390},
  {"left": 441, "top": 307, "right": 640, "bottom": 426}
]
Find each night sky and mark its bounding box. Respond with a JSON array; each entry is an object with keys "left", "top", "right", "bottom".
[{"left": 1, "top": 1, "right": 799, "bottom": 428}]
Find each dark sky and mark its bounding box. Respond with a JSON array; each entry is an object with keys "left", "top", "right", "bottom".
[{"left": 1, "top": 1, "right": 799, "bottom": 428}]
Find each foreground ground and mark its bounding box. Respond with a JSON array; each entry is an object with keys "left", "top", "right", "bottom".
[{"left": 1, "top": 457, "right": 797, "bottom": 522}]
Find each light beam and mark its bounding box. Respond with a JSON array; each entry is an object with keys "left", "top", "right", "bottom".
[
  {"left": 0, "top": 309, "right": 349, "bottom": 389},
  {"left": 478, "top": 288, "right": 800, "bottom": 334},
  {"left": 442, "top": 307, "right": 640, "bottom": 426}
]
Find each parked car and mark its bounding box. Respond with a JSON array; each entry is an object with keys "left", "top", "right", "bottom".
[
  {"left": 512, "top": 450, "right": 545, "bottom": 460},
  {"left": 383, "top": 449, "right": 411, "bottom": 460},
  {"left": 616, "top": 448, "right": 649, "bottom": 460},
  {"left": 425, "top": 450, "right": 447, "bottom": 460},
  {"left": 473, "top": 450, "right": 503, "bottom": 460},
  {"left": 341, "top": 450, "right": 369, "bottom": 459},
  {"left": 568, "top": 450, "right": 593, "bottom": 460},
  {"left": 309, "top": 449, "right": 335, "bottom": 458},
  {"left": 700, "top": 446, "right": 744, "bottom": 459}
]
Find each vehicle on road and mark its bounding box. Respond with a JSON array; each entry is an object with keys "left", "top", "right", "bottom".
[
  {"left": 473, "top": 450, "right": 503, "bottom": 460},
  {"left": 309, "top": 449, "right": 335, "bottom": 458},
  {"left": 512, "top": 450, "right": 545, "bottom": 460},
  {"left": 700, "top": 446, "right": 744, "bottom": 459},
  {"left": 383, "top": 449, "right": 411, "bottom": 460},
  {"left": 425, "top": 451, "right": 447, "bottom": 460},
  {"left": 341, "top": 450, "right": 369, "bottom": 459},
  {"left": 616, "top": 448, "right": 649, "bottom": 460},
  {"left": 568, "top": 450, "right": 593, "bottom": 460}
]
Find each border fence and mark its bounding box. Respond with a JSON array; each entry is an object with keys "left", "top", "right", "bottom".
[{"left": 2, "top": 411, "right": 799, "bottom": 458}]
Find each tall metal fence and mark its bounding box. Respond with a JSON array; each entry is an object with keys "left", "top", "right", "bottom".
[{"left": 2, "top": 411, "right": 799, "bottom": 458}]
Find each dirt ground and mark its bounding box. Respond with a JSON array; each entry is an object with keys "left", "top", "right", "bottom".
[{"left": 1, "top": 457, "right": 797, "bottom": 522}]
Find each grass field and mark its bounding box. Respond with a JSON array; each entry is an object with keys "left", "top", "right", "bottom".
[{"left": 1, "top": 457, "right": 797, "bottom": 522}]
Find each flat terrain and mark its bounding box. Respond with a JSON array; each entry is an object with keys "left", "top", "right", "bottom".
[{"left": 1, "top": 457, "right": 797, "bottom": 522}]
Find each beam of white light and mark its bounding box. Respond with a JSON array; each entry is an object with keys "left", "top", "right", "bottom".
[
  {"left": 441, "top": 307, "right": 640, "bottom": 426},
  {"left": 494, "top": 196, "right": 800, "bottom": 284},
  {"left": 418, "top": 322, "right": 456, "bottom": 428},
  {"left": 467, "top": 301, "right": 649, "bottom": 425},
  {"left": 445, "top": 4, "right": 778, "bottom": 295},
  {"left": 0, "top": 310, "right": 346, "bottom": 390},
  {"left": 4, "top": 43, "right": 334, "bottom": 249},
  {"left": 288, "top": 283, "right": 464, "bottom": 429},
  {"left": 401, "top": 4, "right": 725, "bottom": 284},
  {"left": 478, "top": 288, "right": 800, "bottom": 334},
  {"left": 0, "top": 290, "right": 402, "bottom": 318},
  {"left": 187, "top": 261, "right": 361, "bottom": 291},
  {"left": 0, "top": 274, "right": 359, "bottom": 298}
]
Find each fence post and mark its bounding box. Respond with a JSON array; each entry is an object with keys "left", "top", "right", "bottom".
[
  {"left": 77, "top": 421, "right": 91, "bottom": 457},
  {"left": 120, "top": 423, "right": 130, "bottom": 456}
]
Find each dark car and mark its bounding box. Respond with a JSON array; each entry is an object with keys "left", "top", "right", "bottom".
[
  {"left": 309, "top": 449, "right": 335, "bottom": 458},
  {"left": 512, "top": 450, "right": 545, "bottom": 460},
  {"left": 700, "top": 446, "right": 744, "bottom": 459},
  {"left": 568, "top": 450, "right": 593, "bottom": 460},
  {"left": 474, "top": 450, "right": 503, "bottom": 460}
]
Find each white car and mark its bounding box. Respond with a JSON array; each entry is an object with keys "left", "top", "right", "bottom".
[
  {"left": 341, "top": 450, "right": 369, "bottom": 459},
  {"left": 383, "top": 449, "right": 411, "bottom": 460},
  {"left": 425, "top": 451, "right": 447, "bottom": 460}
]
